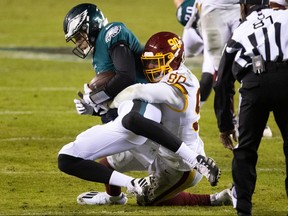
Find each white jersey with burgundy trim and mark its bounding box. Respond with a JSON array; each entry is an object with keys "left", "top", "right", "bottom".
[
  {"left": 158, "top": 64, "right": 204, "bottom": 171},
  {"left": 111, "top": 64, "right": 205, "bottom": 170}
]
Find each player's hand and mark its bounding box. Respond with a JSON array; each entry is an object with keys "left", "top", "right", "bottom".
[
  {"left": 219, "top": 129, "right": 238, "bottom": 151},
  {"left": 82, "top": 83, "right": 97, "bottom": 106},
  {"left": 74, "top": 99, "right": 94, "bottom": 115}
]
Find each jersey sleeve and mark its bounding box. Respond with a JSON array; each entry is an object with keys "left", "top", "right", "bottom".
[{"left": 110, "top": 83, "right": 185, "bottom": 109}]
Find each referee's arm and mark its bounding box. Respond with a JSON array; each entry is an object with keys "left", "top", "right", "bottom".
[{"left": 213, "top": 46, "right": 236, "bottom": 133}]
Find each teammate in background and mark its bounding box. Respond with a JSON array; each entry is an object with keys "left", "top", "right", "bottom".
[
  {"left": 213, "top": 0, "right": 288, "bottom": 215},
  {"left": 59, "top": 14, "right": 221, "bottom": 202},
  {"left": 174, "top": 0, "right": 215, "bottom": 106},
  {"left": 64, "top": 3, "right": 147, "bottom": 123},
  {"left": 77, "top": 32, "right": 231, "bottom": 206},
  {"left": 199, "top": 0, "right": 240, "bottom": 72},
  {"left": 197, "top": 0, "right": 272, "bottom": 137}
]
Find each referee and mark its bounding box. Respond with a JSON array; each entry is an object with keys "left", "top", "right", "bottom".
[{"left": 213, "top": 0, "right": 288, "bottom": 215}]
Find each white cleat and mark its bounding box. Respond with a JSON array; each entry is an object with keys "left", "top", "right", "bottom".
[
  {"left": 210, "top": 188, "right": 233, "bottom": 206},
  {"left": 196, "top": 155, "right": 221, "bottom": 186},
  {"left": 263, "top": 126, "right": 272, "bottom": 138},
  {"left": 127, "top": 176, "right": 155, "bottom": 196},
  {"left": 77, "top": 191, "right": 127, "bottom": 205}
]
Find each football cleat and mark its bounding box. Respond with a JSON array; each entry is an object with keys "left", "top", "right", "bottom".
[
  {"left": 263, "top": 125, "right": 272, "bottom": 137},
  {"left": 136, "top": 175, "right": 159, "bottom": 206},
  {"left": 77, "top": 191, "right": 127, "bottom": 205},
  {"left": 195, "top": 155, "right": 221, "bottom": 186},
  {"left": 210, "top": 188, "right": 233, "bottom": 206},
  {"left": 126, "top": 176, "right": 155, "bottom": 196}
]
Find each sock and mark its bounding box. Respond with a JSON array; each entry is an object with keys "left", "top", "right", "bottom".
[
  {"left": 99, "top": 158, "right": 122, "bottom": 196},
  {"left": 175, "top": 142, "right": 199, "bottom": 167},
  {"left": 109, "top": 170, "right": 134, "bottom": 188}
]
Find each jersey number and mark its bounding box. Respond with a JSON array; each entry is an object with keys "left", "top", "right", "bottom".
[
  {"left": 253, "top": 14, "right": 273, "bottom": 29},
  {"left": 166, "top": 73, "right": 186, "bottom": 84},
  {"left": 167, "top": 37, "right": 182, "bottom": 51}
]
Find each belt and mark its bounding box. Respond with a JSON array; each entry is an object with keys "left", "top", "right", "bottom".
[
  {"left": 239, "top": 62, "right": 288, "bottom": 82},
  {"left": 265, "top": 62, "right": 288, "bottom": 71}
]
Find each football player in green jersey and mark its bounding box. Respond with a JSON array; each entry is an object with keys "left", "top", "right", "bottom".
[{"left": 63, "top": 3, "right": 146, "bottom": 123}]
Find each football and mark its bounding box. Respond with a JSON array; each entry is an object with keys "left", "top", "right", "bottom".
[{"left": 88, "top": 71, "right": 115, "bottom": 91}]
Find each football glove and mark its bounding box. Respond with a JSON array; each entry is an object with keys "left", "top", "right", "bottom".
[
  {"left": 82, "top": 83, "right": 96, "bottom": 106},
  {"left": 74, "top": 99, "right": 94, "bottom": 115},
  {"left": 74, "top": 99, "right": 109, "bottom": 116},
  {"left": 219, "top": 129, "right": 238, "bottom": 151}
]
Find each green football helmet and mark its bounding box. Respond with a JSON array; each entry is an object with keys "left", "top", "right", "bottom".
[{"left": 63, "top": 3, "right": 108, "bottom": 58}]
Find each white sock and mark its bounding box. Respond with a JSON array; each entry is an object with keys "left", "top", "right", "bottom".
[
  {"left": 109, "top": 170, "right": 134, "bottom": 187},
  {"left": 175, "top": 142, "right": 198, "bottom": 166}
]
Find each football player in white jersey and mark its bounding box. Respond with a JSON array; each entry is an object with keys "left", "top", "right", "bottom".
[
  {"left": 174, "top": 0, "right": 215, "bottom": 106},
  {"left": 58, "top": 31, "right": 221, "bottom": 203},
  {"left": 77, "top": 32, "right": 231, "bottom": 206},
  {"left": 198, "top": 0, "right": 241, "bottom": 71}
]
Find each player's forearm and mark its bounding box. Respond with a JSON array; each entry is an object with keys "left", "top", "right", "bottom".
[{"left": 110, "top": 83, "right": 184, "bottom": 108}]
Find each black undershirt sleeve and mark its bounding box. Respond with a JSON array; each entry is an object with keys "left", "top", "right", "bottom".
[
  {"left": 122, "top": 100, "right": 182, "bottom": 152},
  {"left": 104, "top": 42, "right": 137, "bottom": 98}
]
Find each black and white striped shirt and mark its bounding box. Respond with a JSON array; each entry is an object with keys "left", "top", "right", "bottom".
[
  {"left": 222, "top": 7, "right": 288, "bottom": 81},
  {"left": 214, "top": 7, "right": 288, "bottom": 132}
]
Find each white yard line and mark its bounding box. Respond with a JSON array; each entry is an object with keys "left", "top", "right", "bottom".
[
  {"left": 0, "top": 50, "right": 87, "bottom": 63},
  {"left": 0, "top": 110, "right": 75, "bottom": 115},
  {"left": 0, "top": 87, "right": 78, "bottom": 91},
  {"left": 0, "top": 136, "right": 74, "bottom": 142},
  {"left": 0, "top": 47, "right": 204, "bottom": 66}
]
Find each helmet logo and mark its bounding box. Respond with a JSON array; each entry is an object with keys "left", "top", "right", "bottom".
[
  {"left": 105, "top": 26, "right": 121, "bottom": 43},
  {"left": 65, "top": 9, "right": 88, "bottom": 40},
  {"left": 168, "top": 37, "right": 182, "bottom": 51}
]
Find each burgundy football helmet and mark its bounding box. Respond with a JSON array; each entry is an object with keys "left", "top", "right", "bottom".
[{"left": 141, "top": 31, "right": 185, "bottom": 83}]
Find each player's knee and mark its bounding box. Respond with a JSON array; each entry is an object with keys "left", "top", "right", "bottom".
[
  {"left": 122, "top": 112, "right": 140, "bottom": 131},
  {"left": 58, "top": 154, "right": 79, "bottom": 174}
]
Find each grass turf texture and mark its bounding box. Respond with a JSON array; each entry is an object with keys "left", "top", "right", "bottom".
[{"left": 0, "top": 0, "right": 287, "bottom": 215}]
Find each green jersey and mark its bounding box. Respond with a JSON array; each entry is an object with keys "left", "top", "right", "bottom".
[{"left": 92, "top": 22, "right": 147, "bottom": 84}]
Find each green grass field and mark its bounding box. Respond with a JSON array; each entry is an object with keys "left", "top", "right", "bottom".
[{"left": 0, "top": 0, "right": 287, "bottom": 215}]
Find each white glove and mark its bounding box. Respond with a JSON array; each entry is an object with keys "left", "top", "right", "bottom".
[
  {"left": 82, "top": 83, "right": 97, "bottom": 106},
  {"left": 84, "top": 83, "right": 92, "bottom": 94},
  {"left": 73, "top": 99, "right": 94, "bottom": 115}
]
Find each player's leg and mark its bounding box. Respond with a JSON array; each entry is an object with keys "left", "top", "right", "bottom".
[
  {"left": 136, "top": 154, "right": 202, "bottom": 206},
  {"left": 182, "top": 27, "right": 204, "bottom": 58},
  {"left": 77, "top": 143, "right": 159, "bottom": 205},
  {"left": 137, "top": 155, "right": 232, "bottom": 206},
  {"left": 77, "top": 151, "right": 145, "bottom": 205},
  {"left": 58, "top": 101, "right": 161, "bottom": 195},
  {"left": 199, "top": 48, "right": 215, "bottom": 106},
  {"left": 200, "top": 5, "right": 240, "bottom": 70},
  {"left": 122, "top": 103, "right": 220, "bottom": 186},
  {"left": 200, "top": 8, "right": 223, "bottom": 70}
]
